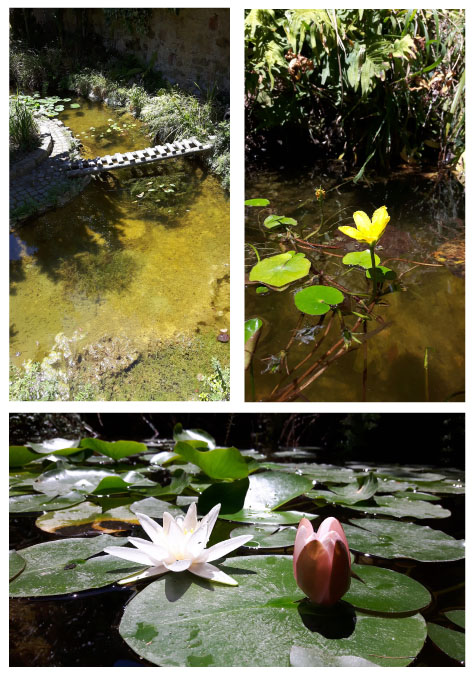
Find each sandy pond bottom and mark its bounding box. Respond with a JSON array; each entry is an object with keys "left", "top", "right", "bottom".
[{"left": 10, "top": 99, "right": 229, "bottom": 400}]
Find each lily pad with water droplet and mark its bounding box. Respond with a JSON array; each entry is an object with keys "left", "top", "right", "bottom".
[
  {"left": 345, "top": 494, "right": 450, "bottom": 519},
  {"left": 230, "top": 524, "right": 297, "bottom": 549},
  {"left": 119, "top": 555, "right": 427, "bottom": 666},
  {"left": 130, "top": 496, "right": 184, "bottom": 520},
  {"left": 249, "top": 251, "right": 311, "bottom": 287},
  {"left": 294, "top": 285, "right": 344, "bottom": 315},
  {"left": 342, "top": 249, "right": 380, "bottom": 269}
]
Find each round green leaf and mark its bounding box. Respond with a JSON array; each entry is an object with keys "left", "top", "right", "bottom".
[
  {"left": 345, "top": 519, "right": 465, "bottom": 562},
  {"left": 289, "top": 646, "right": 378, "bottom": 667},
  {"left": 262, "top": 462, "right": 356, "bottom": 484},
  {"left": 35, "top": 501, "right": 139, "bottom": 534},
  {"left": 9, "top": 491, "right": 85, "bottom": 513},
  {"left": 33, "top": 468, "right": 119, "bottom": 496},
  {"left": 119, "top": 555, "right": 426, "bottom": 666},
  {"left": 245, "top": 198, "right": 270, "bottom": 206},
  {"left": 264, "top": 215, "right": 297, "bottom": 229},
  {"left": 70, "top": 103, "right": 81, "bottom": 108},
  {"left": 342, "top": 250, "right": 381, "bottom": 269},
  {"left": 79, "top": 438, "right": 147, "bottom": 460},
  {"left": 218, "top": 508, "right": 309, "bottom": 525},
  {"left": 249, "top": 251, "right": 311, "bottom": 287},
  {"left": 130, "top": 496, "right": 183, "bottom": 520},
  {"left": 9, "top": 535, "right": 144, "bottom": 597},
  {"left": 294, "top": 285, "right": 344, "bottom": 315},
  {"left": 9, "top": 550, "right": 26, "bottom": 581},
  {"left": 427, "top": 622, "right": 464, "bottom": 662},
  {"left": 230, "top": 525, "right": 296, "bottom": 549},
  {"left": 256, "top": 286, "right": 269, "bottom": 294},
  {"left": 445, "top": 610, "right": 465, "bottom": 629},
  {"left": 344, "top": 563, "right": 431, "bottom": 613},
  {"left": 345, "top": 495, "right": 450, "bottom": 519},
  {"left": 28, "top": 438, "right": 80, "bottom": 454},
  {"left": 9, "top": 446, "right": 40, "bottom": 467},
  {"left": 173, "top": 423, "right": 216, "bottom": 449}
]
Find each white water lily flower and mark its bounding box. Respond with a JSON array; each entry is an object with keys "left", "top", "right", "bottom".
[{"left": 104, "top": 502, "right": 252, "bottom": 586}]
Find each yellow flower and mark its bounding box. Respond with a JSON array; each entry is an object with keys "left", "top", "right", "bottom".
[{"left": 339, "top": 206, "right": 390, "bottom": 245}]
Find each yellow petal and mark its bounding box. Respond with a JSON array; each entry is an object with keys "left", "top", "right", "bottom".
[
  {"left": 338, "top": 225, "right": 370, "bottom": 243},
  {"left": 370, "top": 206, "right": 390, "bottom": 241},
  {"left": 352, "top": 210, "right": 372, "bottom": 236}
]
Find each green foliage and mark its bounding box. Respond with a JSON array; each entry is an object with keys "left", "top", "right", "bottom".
[
  {"left": 9, "top": 362, "right": 62, "bottom": 401},
  {"left": 198, "top": 358, "right": 230, "bottom": 401},
  {"left": 246, "top": 9, "right": 465, "bottom": 175},
  {"left": 9, "top": 96, "right": 38, "bottom": 152}
]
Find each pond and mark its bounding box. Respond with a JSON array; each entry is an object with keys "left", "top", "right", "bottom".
[
  {"left": 245, "top": 167, "right": 465, "bottom": 402},
  {"left": 9, "top": 431, "right": 465, "bottom": 667},
  {"left": 10, "top": 98, "right": 229, "bottom": 400}
]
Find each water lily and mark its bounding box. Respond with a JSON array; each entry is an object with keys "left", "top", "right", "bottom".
[
  {"left": 104, "top": 503, "right": 252, "bottom": 586},
  {"left": 293, "top": 517, "right": 351, "bottom": 606},
  {"left": 339, "top": 205, "right": 390, "bottom": 245}
]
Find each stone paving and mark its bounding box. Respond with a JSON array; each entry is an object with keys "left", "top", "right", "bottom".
[{"left": 10, "top": 117, "right": 90, "bottom": 222}]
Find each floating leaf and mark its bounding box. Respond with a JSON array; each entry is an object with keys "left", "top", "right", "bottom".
[
  {"left": 249, "top": 251, "right": 311, "bottom": 287},
  {"left": 263, "top": 215, "right": 297, "bottom": 229},
  {"left": 70, "top": 103, "right": 81, "bottom": 108},
  {"left": 245, "top": 198, "right": 270, "bottom": 206},
  {"left": 366, "top": 265, "right": 396, "bottom": 281},
  {"left": 119, "top": 555, "right": 426, "bottom": 666},
  {"left": 33, "top": 468, "right": 119, "bottom": 496},
  {"left": 130, "top": 496, "right": 183, "bottom": 520},
  {"left": 141, "top": 469, "right": 190, "bottom": 497},
  {"left": 9, "top": 536, "right": 143, "bottom": 597},
  {"left": 344, "top": 519, "right": 465, "bottom": 562},
  {"left": 230, "top": 524, "right": 297, "bottom": 549},
  {"left": 9, "top": 551, "right": 26, "bottom": 581},
  {"left": 342, "top": 249, "right": 381, "bottom": 269},
  {"left": 289, "top": 646, "right": 379, "bottom": 667},
  {"left": 9, "top": 446, "right": 39, "bottom": 467},
  {"left": 445, "top": 610, "right": 465, "bottom": 629},
  {"left": 35, "top": 502, "right": 139, "bottom": 535},
  {"left": 28, "top": 438, "right": 81, "bottom": 454},
  {"left": 173, "top": 423, "right": 215, "bottom": 449},
  {"left": 198, "top": 478, "right": 249, "bottom": 515},
  {"left": 427, "top": 622, "right": 464, "bottom": 662},
  {"left": 345, "top": 495, "right": 450, "bottom": 519},
  {"left": 9, "top": 491, "right": 85, "bottom": 513},
  {"left": 174, "top": 441, "right": 249, "bottom": 480},
  {"left": 294, "top": 285, "right": 344, "bottom": 315},
  {"left": 79, "top": 438, "right": 147, "bottom": 461}
]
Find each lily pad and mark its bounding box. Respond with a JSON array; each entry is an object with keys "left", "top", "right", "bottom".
[
  {"left": 427, "top": 622, "right": 464, "bottom": 662},
  {"left": 218, "top": 508, "right": 309, "bottom": 525},
  {"left": 344, "top": 563, "right": 431, "bottom": 613},
  {"left": 174, "top": 441, "right": 250, "bottom": 480},
  {"left": 326, "top": 473, "right": 379, "bottom": 504},
  {"left": 249, "top": 251, "right": 311, "bottom": 287},
  {"left": 9, "top": 491, "right": 85, "bottom": 513},
  {"left": 35, "top": 501, "right": 139, "bottom": 535},
  {"left": 142, "top": 469, "right": 190, "bottom": 498},
  {"left": 130, "top": 496, "right": 183, "bottom": 520},
  {"left": 344, "top": 519, "right": 465, "bottom": 562},
  {"left": 264, "top": 215, "right": 297, "bottom": 229},
  {"left": 289, "top": 645, "right": 378, "bottom": 667},
  {"left": 261, "top": 462, "right": 356, "bottom": 484},
  {"left": 445, "top": 610, "right": 465, "bottom": 629},
  {"left": 33, "top": 468, "right": 119, "bottom": 496},
  {"left": 173, "top": 423, "right": 216, "bottom": 449},
  {"left": 9, "top": 446, "right": 39, "bottom": 467},
  {"left": 294, "top": 285, "right": 344, "bottom": 315},
  {"left": 344, "top": 495, "right": 450, "bottom": 519},
  {"left": 230, "top": 525, "right": 297, "bottom": 549},
  {"left": 245, "top": 198, "right": 270, "bottom": 207},
  {"left": 9, "top": 535, "right": 145, "bottom": 597},
  {"left": 119, "top": 555, "right": 426, "bottom": 666},
  {"left": 80, "top": 438, "right": 147, "bottom": 460},
  {"left": 9, "top": 550, "right": 26, "bottom": 581},
  {"left": 342, "top": 250, "right": 381, "bottom": 269},
  {"left": 28, "top": 438, "right": 80, "bottom": 454},
  {"left": 366, "top": 265, "right": 396, "bottom": 281}
]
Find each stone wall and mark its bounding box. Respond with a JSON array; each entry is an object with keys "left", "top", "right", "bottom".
[{"left": 31, "top": 8, "right": 230, "bottom": 95}]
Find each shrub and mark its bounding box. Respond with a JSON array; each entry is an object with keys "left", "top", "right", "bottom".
[{"left": 9, "top": 96, "right": 39, "bottom": 152}]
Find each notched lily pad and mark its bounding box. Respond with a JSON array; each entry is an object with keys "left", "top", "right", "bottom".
[
  {"left": 249, "top": 251, "right": 311, "bottom": 287},
  {"left": 427, "top": 622, "right": 465, "bottom": 662},
  {"left": 35, "top": 501, "right": 139, "bottom": 535}
]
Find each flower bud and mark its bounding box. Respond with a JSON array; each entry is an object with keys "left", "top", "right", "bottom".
[{"left": 293, "top": 517, "right": 351, "bottom": 606}]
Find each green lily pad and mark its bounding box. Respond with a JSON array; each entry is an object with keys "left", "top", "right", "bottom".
[
  {"left": 70, "top": 103, "right": 81, "bottom": 108},
  {"left": 245, "top": 198, "right": 270, "bottom": 206},
  {"left": 261, "top": 462, "right": 356, "bottom": 484},
  {"left": 345, "top": 563, "right": 431, "bottom": 613},
  {"left": 366, "top": 266, "right": 396, "bottom": 281},
  {"left": 406, "top": 479, "right": 465, "bottom": 495},
  {"left": 344, "top": 519, "right": 465, "bottom": 562},
  {"left": 9, "top": 491, "right": 85, "bottom": 513},
  {"left": 119, "top": 555, "right": 426, "bottom": 666},
  {"left": 345, "top": 495, "right": 450, "bottom": 519},
  {"left": 79, "top": 438, "right": 147, "bottom": 460},
  {"left": 174, "top": 441, "right": 249, "bottom": 480},
  {"left": 244, "top": 318, "right": 263, "bottom": 370},
  {"left": 230, "top": 525, "right": 297, "bottom": 549},
  {"left": 289, "top": 645, "right": 378, "bottom": 667},
  {"left": 427, "top": 622, "right": 464, "bottom": 662},
  {"left": 35, "top": 501, "right": 139, "bottom": 534},
  {"left": 33, "top": 468, "right": 119, "bottom": 496},
  {"left": 294, "top": 285, "right": 344, "bottom": 315},
  {"left": 249, "top": 251, "right": 311, "bottom": 287},
  {"left": 28, "top": 438, "right": 81, "bottom": 454},
  {"left": 130, "top": 496, "right": 183, "bottom": 520},
  {"left": 263, "top": 215, "right": 297, "bottom": 229},
  {"left": 445, "top": 610, "right": 465, "bottom": 629},
  {"left": 9, "top": 550, "right": 26, "bottom": 581},
  {"left": 198, "top": 478, "right": 249, "bottom": 515},
  {"left": 342, "top": 250, "right": 381, "bottom": 269},
  {"left": 9, "top": 535, "right": 143, "bottom": 597},
  {"left": 327, "top": 473, "right": 379, "bottom": 504},
  {"left": 173, "top": 423, "right": 216, "bottom": 449},
  {"left": 218, "top": 508, "right": 309, "bottom": 525},
  {"left": 256, "top": 286, "right": 269, "bottom": 294},
  {"left": 9, "top": 446, "right": 40, "bottom": 467},
  {"left": 142, "top": 469, "right": 190, "bottom": 498}
]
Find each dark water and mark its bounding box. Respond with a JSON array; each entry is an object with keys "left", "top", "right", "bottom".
[
  {"left": 10, "top": 98, "right": 229, "bottom": 399},
  {"left": 245, "top": 168, "right": 464, "bottom": 402}
]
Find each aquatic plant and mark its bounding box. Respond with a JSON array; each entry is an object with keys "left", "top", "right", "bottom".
[
  {"left": 293, "top": 517, "right": 351, "bottom": 606},
  {"left": 9, "top": 96, "right": 38, "bottom": 152}
]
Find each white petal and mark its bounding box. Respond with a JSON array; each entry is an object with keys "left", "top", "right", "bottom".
[
  {"left": 199, "top": 503, "right": 220, "bottom": 542},
  {"left": 163, "top": 511, "right": 177, "bottom": 536},
  {"left": 135, "top": 512, "right": 165, "bottom": 545},
  {"left": 186, "top": 523, "right": 208, "bottom": 559},
  {"left": 127, "top": 537, "right": 169, "bottom": 563},
  {"left": 190, "top": 562, "right": 238, "bottom": 586},
  {"left": 104, "top": 545, "right": 155, "bottom": 566},
  {"left": 183, "top": 501, "right": 198, "bottom": 532},
  {"left": 164, "top": 559, "right": 193, "bottom": 572},
  {"left": 118, "top": 564, "right": 167, "bottom": 585},
  {"left": 196, "top": 534, "right": 253, "bottom": 563}
]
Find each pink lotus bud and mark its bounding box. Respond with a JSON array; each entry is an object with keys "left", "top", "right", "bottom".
[{"left": 293, "top": 517, "right": 351, "bottom": 606}]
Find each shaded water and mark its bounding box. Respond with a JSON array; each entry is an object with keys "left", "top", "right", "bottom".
[
  {"left": 246, "top": 168, "right": 464, "bottom": 402},
  {"left": 10, "top": 98, "right": 229, "bottom": 399}
]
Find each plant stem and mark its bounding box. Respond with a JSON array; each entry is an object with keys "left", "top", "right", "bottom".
[{"left": 369, "top": 243, "right": 378, "bottom": 300}]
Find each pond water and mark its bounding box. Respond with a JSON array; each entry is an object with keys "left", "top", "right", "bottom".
[
  {"left": 9, "top": 444, "right": 464, "bottom": 667},
  {"left": 10, "top": 98, "right": 229, "bottom": 400},
  {"left": 245, "top": 167, "right": 465, "bottom": 402}
]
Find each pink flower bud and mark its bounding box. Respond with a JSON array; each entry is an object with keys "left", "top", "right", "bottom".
[{"left": 293, "top": 517, "right": 351, "bottom": 606}]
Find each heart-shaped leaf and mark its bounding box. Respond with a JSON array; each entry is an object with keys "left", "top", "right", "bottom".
[
  {"left": 173, "top": 424, "right": 216, "bottom": 449},
  {"left": 294, "top": 285, "right": 344, "bottom": 315},
  {"left": 249, "top": 252, "right": 311, "bottom": 287},
  {"left": 342, "top": 250, "right": 381, "bottom": 269},
  {"left": 174, "top": 441, "right": 250, "bottom": 480},
  {"left": 264, "top": 215, "right": 297, "bottom": 229},
  {"left": 80, "top": 439, "right": 147, "bottom": 460}
]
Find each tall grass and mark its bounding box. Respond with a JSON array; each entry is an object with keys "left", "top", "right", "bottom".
[{"left": 9, "top": 96, "right": 39, "bottom": 152}]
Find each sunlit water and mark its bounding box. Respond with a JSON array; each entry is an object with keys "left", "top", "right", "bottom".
[
  {"left": 246, "top": 167, "right": 464, "bottom": 402},
  {"left": 10, "top": 99, "right": 229, "bottom": 398}
]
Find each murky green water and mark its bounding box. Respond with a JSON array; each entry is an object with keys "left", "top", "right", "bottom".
[
  {"left": 246, "top": 168, "right": 464, "bottom": 402},
  {"left": 10, "top": 98, "right": 229, "bottom": 399}
]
